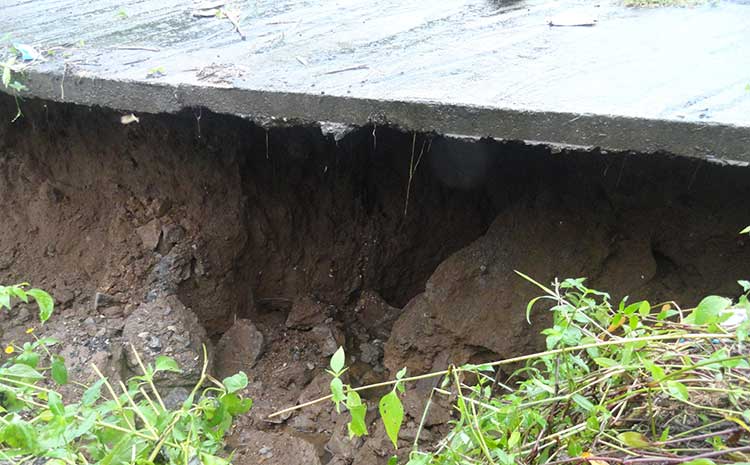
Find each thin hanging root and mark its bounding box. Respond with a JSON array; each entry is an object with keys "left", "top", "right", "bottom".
[{"left": 403, "top": 133, "right": 430, "bottom": 217}]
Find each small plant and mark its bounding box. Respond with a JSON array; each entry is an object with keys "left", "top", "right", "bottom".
[
  {"left": 0, "top": 285, "right": 252, "bottom": 464},
  {"left": 278, "top": 274, "right": 750, "bottom": 465}
]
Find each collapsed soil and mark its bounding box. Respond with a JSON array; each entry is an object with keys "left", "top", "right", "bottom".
[{"left": 1, "top": 94, "right": 749, "bottom": 464}]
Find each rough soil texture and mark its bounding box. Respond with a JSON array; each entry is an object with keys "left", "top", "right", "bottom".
[{"left": 1, "top": 94, "right": 750, "bottom": 464}]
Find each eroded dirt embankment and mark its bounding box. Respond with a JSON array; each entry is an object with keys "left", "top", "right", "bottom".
[{"left": 1, "top": 95, "right": 750, "bottom": 464}]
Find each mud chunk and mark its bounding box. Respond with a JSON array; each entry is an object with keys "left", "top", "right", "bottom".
[
  {"left": 358, "top": 340, "right": 382, "bottom": 365},
  {"left": 354, "top": 290, "right": 401, "bottom": 340},
  {"left": 384, "top": 206, "right": 613, "bottom": 376},
  {"left": 230, "top": 430, "right": 322, "bottom": 465},
  {"left": 54, "top": 288, "right": 75, "bottom": 308},
  {"left": 285, "top": 295, "right": 329, "bottom": 329},
  {"left": 122, "top": 294, "right": 209, "bottom": 387},
  {"left": 157, "top": 223, "right": 186, "bottom": 255},
  {"left": 136, "top": 219, "right": 162, "bottom": 251},
  {"left": 310, "top": 323, "right": 345, "bottom": 357},
  {"left": 94, "top": 292, "right": 122, "bottom": 310},
  {"left": 214, "top": 319, "right": 264, "bottom": 379}
]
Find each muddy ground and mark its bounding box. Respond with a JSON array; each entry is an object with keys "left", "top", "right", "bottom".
[{"left": 1, "top": 94, "right": 750, "bottom": 464}]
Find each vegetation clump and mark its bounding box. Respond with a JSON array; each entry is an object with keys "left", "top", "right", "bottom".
[
  {"left": 281, "top": 272, "right": 750, "bottom": 465},
  {"left": 0, "top": 283, "right": 252, "bottom": 465}
]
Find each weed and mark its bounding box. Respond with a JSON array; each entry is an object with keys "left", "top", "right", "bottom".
[
  {"left": 280, "top": 273, "right": 750, "bottom": 465},
  {"left": 0, "top": 286, "right": 252, "bottom": 464}
]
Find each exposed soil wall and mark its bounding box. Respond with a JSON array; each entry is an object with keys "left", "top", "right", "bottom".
[{"left": 1, "top": 94, "right": 750, "bottom": 464}]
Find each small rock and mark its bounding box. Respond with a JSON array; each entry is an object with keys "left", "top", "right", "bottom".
[
  {"left": 94, "top": 292, "right": 121, "bottom": 310},
  {"left": 214, "top": 319, "right": 264, "bottom": 379},
  {"left": 359, "top": 341, "right": 382, "bottom": 365},
  {"left": 136, "top": 219, "right": 162, "bottom": 251},
  {"left": 147, "top": 336, "right": 162, "bottom": 352},
  {"left": 310, "top": 323, "right": 344, "bottom": 357},
  {"left": 101, "top": 306, "right": 123, "bottom": 317},
  {"left": 157, "top": 224, "right": 186, "bottom": 255},
  {"left": 285, "top": 295, "right": 329, "bottom": 329},
  {"left": 54, "top": 289, "right": 75, "bottom": 308}
]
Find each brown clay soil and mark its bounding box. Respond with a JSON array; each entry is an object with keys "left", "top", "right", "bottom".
[{"left": 1, "top": 94, "right": 750, "bottom": 464}]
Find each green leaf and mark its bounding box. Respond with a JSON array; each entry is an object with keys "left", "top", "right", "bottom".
[
  {"left": 154, "top": 355, "right": 181, "bottom": 373},
  {"left": 379, "top": 391, "right": 404, "bottom": 449},
  {"left": 330, "top": 377, "right": 345, "bottom": 413},
  {"left": 638, "top": 300, "right": 651, "bottom": 317},
  {"left": 741, "top": 225, "right": 750, "bottom": 234},
  {"left": 593, "top": 357, "right": 618, "bottom": 368},
  {"left": 396, "top": 367, "right": 407, "bottom": 380},
  {"left": 665, "top": 381, "right": 689, "bottom": 402},
  {"left": 507, "top": 430, "right": 520, "bottom": 448},
  {"left": 220, "top": 393, "right": 253, "bottom": 415},
  {"left": 1, "top": 418, "right": 38, "bottom": 451},
  {"left": 689, "top": 296, "right": 731, "bottom": 325},
  {"left": 222, "top": 371, "right": 248, "bottom": 393},
  {"left": 388, "top": 456, "right": 399, "bottom": 465},
  {"left": 27, "top": 288, "right": 54, "bottom": 323},
  {"left": 82, "top": 378, "right": 105, "bottom": 407},
  {"left": 571, "top": 393, "right": 595, "bottom": 412},
  {"left": 348, "top": 403, "right": 368, "bottom": 438},
  {"left": 16, "top": 350, "right": 39, "bottom": 368},
  {"left": 1, "top": 363, "right": 43, "bottom": 380},
  {"left": 618, "top": 431, "right": 651, "bottom": 448},
  {"left": 51, "top": 356, "right": 68, "bottom": 385},
  {"left": 330, "top": 346, "right": 345, "bottom": 374},
  {"left": 48, "top": 391, "right": 65, "bottom": 417},
  {"left": 0, "top": 288, "right": 10, "bottom": 310},
  {"left": 201, "top": 453, "right": 230, "bottom": 465},
  {"left": 739, "top": 280, "right": 750, "bottom": 293}
]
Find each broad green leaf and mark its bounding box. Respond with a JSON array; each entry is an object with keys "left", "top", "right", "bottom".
[
  {"left": 82, "top": 379, "right": 105, "bottom": 407},
  {"left": 739, "top": 280, "right": 750, "bottom": 293},
  {"left": 48, "top": 391, "right": 64, "bottom": 417},
  {"left": 0, "top": 289, "right": 10, "bottom": 310},
  {"left": 16, "top": 350, "right": 39, "bottom": 368},
  {"left": 1, "top": 418, "right": 38, "bottom": 451},
  {"left": 222, "top": 371, "right": 248, "bottom": 393},
  {"left": 330, "top": 377, "right": 345, "bottom": 413},
  {"left": 1, "top": 363, "right": 43, "bottom": 380},
  {"left": 507, "top": 430, "right": 520, "bottom": 448},
  {"left": 388, "top": 456, "right": 399, "bottom": 465},
  {"left": 618, "top": 431, "right": 650, "bottom": 448},
  {"left": 27, "top": 288, "right": 54, "bottom": 323},
  {"left": 571, "top": 393, "right": 595, "bottom": 412},
  {"left": 593, "top": 357, "right": 618, "bottom": 368},
  {"left": 638, "top": 300, "right": 651, "bottom": 317},
  {"left": 154, "top": 355, "right": 181, "bottom": 373},
  {"left": 688, "top": 296, "right": 731, "bottom": 325},
  {"left": 348, "top": 403, "right": 368, "bottom": 438},
  {"left": 330, "top": 346, "right": 345, "bottom": 374},
  {"left": 51, "top": 356, "right": 68, "bottom": 385},
  {"left": 220, "top": 393, "right": 253, "bottom": 415},
  {"left": 379, "top": 391, "right": 404, "bottom": 449},
  {"left": 665, "top": 381, "right": 689, "bottom": 401},
  {"left": 201, "top": 453, "right": 230, "bottom": 465},
  {"left": 9, "top": 286, "right": 28, "bottom": 303}
]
